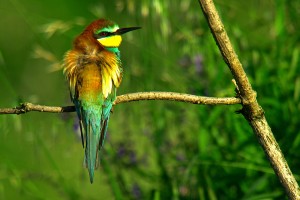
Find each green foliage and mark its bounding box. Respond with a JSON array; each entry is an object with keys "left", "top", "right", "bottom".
[{"left": 0, "top": 0, "right": 299, "bottom": 199}]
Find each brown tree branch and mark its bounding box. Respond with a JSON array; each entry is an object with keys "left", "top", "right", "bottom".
[
  {"left": 198, "top": 0, "right": 300, "bottom": 199},
  {"left": 0, "top": 92, "right": 241, "bottom": 115}
]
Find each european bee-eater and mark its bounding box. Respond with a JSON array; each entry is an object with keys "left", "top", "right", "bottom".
[{"left": 63, "top": 19, "right": 140, "bottom": 183}]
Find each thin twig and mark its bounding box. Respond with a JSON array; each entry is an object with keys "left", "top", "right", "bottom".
[
  {"left": 115, "top": 92, "right": 240, "bottom": 105},
  {"left": 198, "top": 0, "right": 300, "bottom": 199},
  {"left": 0, "top": 92, "right": 241, "bottom": 115}
]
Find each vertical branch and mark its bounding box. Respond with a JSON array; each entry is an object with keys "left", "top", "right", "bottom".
[{"left": 198, "top": 0, "right": 300, "bottom": 199}]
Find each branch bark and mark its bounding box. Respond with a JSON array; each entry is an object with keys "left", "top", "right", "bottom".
[
  {"left": 198, "top": 0, "right": 300, "bottom": 199},
  {"left": 0, "top": 92, "right": 241, "bottom": 115}
]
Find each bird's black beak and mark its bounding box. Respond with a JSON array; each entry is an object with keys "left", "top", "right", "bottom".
[{"left": 115, "top": 27, "right": 141, "bottom": 35}]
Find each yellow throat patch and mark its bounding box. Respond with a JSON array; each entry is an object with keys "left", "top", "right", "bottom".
[{"left": 97, "top": 35, "right": 122, "bottom": 48}]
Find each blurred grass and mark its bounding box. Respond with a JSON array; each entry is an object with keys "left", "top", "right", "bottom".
[{"left": 1, "top": 0, "right": 300, "bottom": 199}]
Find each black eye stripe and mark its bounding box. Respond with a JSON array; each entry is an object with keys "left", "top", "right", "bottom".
[
  {"left": 100, "top": 32, "right": 109, "bottom": 36},
  {"left": 94, "top": 31, "right": 113, "bottom": 39}
]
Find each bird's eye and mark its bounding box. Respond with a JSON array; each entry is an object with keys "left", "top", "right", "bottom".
[
  {"left": 94, "top": 31, "right": 112, "bottom": 39},
  {"left": 100, "top": 32, "right": 108, "bottom": 36},
  {"left": 96, "top": 31, "right": 110, "bottom": 38}
]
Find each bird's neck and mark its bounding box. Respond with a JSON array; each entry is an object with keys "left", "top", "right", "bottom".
[
  {"left": 74, "top": 34, "right": 121, "bottom": 57},
  {"left": 104, "top": 47, "right": 120, "bottom": 57}
]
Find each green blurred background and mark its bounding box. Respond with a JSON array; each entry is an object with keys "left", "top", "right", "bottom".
[{"left": 1, "top": 0, "right": 300, "bottom": 199}]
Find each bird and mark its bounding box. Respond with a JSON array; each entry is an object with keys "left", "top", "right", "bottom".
[{"left": 63, "top": 19, "right": 140, "bottom": 183}]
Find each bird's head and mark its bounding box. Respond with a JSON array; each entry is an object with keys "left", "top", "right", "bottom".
[
  {"left": 77, "top": 19, "right": 140, "bottom": 52},
  {"left": 94, "top": 22, "right": 140, "bottom": 48},
  {"left": 74, "top": 19, "right": 140, "bottom": 54}
]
